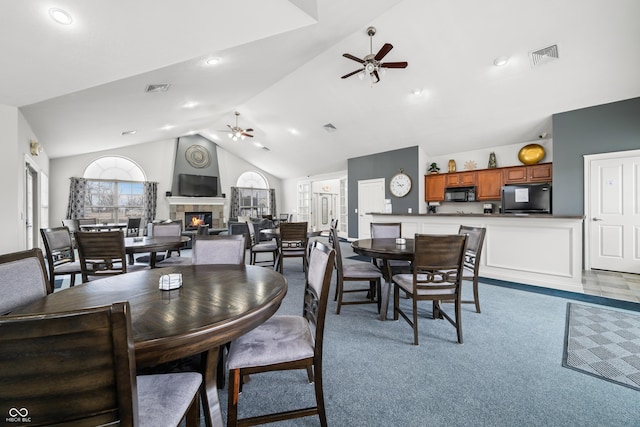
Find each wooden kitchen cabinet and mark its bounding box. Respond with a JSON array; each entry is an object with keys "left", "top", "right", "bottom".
[
  {"left": 445, "top": 171, "right": 476, "bottom": 187},
  {"left": 476, "top": 169, "right": 503, "bottom": 200},
  {"left": 503, "top": 163, "right": 552, "bottom": 184},
  {"left": 424, "top": 174, "right": 446, "bottom": 202}
]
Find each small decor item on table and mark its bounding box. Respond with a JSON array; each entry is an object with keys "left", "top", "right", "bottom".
[
  {"left": 488, "top": 152, "right": 497, "bottom": 168},
  {"left": 448, "top": 159, "right": 456, "bottom": 173},
  {"left": 464, "top": 160, "right": 477, "bottom": 170},
  {"left": 428, "top": 162, "right": 440, "bottom": 174},
  {"left": 159, "top": 273, "right": 182, "bottom": 290},
  {"left": 518, "top": 143, "right": 545, "bottom": 165}
]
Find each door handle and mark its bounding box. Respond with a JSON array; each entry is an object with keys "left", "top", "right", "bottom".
[{"left": 592, "top": 217, "right": 603, "bottom": 221}]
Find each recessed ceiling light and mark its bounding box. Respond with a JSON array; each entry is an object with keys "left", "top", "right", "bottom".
[
  {"left": 206, "top": 57, "right": 221, "bottom": 66},
  {"left": 252, "top": 141, "right": 264, "bottom": 148},
  {"left": 182, "top": 102, "right": 199, "bottom": 109},
  {"left": 160, "top": 125, "right": 175, "bottom": 131},
  {"left": 289, "top": 128, "right": 299, "bottom": 135},
  {"left": 412, "top": 88, "right": 423, "bottom": 96},
  {"left": 493, "top": 56, "right": 510, "bottom": 67},
  {"left": 49, "top": 8, "right": 73, "bottom": 25}
]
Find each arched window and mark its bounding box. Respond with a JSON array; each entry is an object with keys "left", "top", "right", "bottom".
[
  {"left": 82, "top": 156, "right": 146, "bottom": 222},
  {"left": 236, "top": 171, "right": 271, "bottom": 217}
]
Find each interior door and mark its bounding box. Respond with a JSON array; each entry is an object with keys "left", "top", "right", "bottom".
[
  {"left": 357, "top": 178, "right": 386, "bottom": 239},
  {"left": 25, "top": 163, "right": 38, "bottom": 249},
  {"left": 587, "top": 151, "right": 640, "bottom": 273}
]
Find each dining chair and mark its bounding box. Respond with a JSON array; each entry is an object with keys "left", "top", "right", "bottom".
[
  {"left": 151, "top": 222, "right": 184, "bottom": 259},
  {"left": 61, "top": 218, "right": 80, "bottom": 247},
  {"left": 75, "top": 230, "right": 145, "bottom": 282},
  {"left": 278, "top": 221, "right": 309, "bottom": 273},
  {"left": 126, "top": 217, "right": 142, "bottom": 237},
  {"left": 226, "top": 221, "right": 251, "bottom": 249},
  {"left": 246, "top": 221, "right": 277, "bottom": 267},
  {"left": 227, "top": 240, "right": 336, "bottom": 427},
  {"left": 78, "top": 217, "right": 98, "bottom": 226},
  {"left": 0, "top": 248, "right": 51, "bottom": 315},
  {"left": 40, "top": 226, "right": 82, "bottom": 290},
  {"left": 191, "top": 234, "right": 247, "bottom": 265},
  {"left": 278, "top": 213, "right": 290, "bottom": 223},
  {"left": 0, "top": 301, "right": 202, "bottom": 427},
  {"left": 458, "top": 225, "right": 487, "bottom": 313},
  {"left": 331, "top": 227, "right": 383, "bottom": 315},
  {"left": 370, "top": 222, "right": 412, "bottom": 276},
  {"left": 392, "top": 234, "right": 468, "bottom": 345}
]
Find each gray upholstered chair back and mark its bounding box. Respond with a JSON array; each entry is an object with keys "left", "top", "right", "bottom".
[
  {"left": 151, "top": 222, "right": 182, "bottom": 237},
  {"left": 370, "top": 222, "right": 402, "bottom": 238},
  {"left": 0, "top": 248, "right": 50, "bottom": 315},
  {"left": 192, "top": 234, "right": 246, "bottom": 265}
]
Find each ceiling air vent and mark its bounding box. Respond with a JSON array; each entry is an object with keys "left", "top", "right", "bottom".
[
  {"left": 529, "top": 44, "right": 559, "bottom": 68},
  {"left": 323, "top": 123, "right": 337, "bottom": 132},
  {"left": 261, "top": 146, "right": 271, "bottom": 152},
  {"left": 145, "top": 84, "right": 171, "bottom": 93}
]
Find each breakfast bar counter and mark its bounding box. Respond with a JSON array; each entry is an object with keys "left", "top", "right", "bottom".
[{"left": 368, "top": 213, "right": 585, "bottom": 293}]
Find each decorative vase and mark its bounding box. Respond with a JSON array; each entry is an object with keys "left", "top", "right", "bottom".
[
  {"left": 448, "top": 159, "right": 456, "bottom": 173},
  {"left": 518, "top": 144, "right": 545, "bottom": 165},
  {"left": 488, "top": 152, "right": 497, "bottom": 168}
]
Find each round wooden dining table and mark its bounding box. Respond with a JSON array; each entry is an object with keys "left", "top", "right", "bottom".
[
  {"left": 125, "top": 235, "right": 191, "bottom": 267},
  {"left": 351, "top": 238, "right": 414, "bottom": 320},
  {"left": 11, "top": 264, "right": 288, "bottom": 427}
]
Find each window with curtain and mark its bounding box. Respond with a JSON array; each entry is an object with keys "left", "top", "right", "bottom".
[{"left": 232, "top": 171, "right": 275, "bottom": 218}]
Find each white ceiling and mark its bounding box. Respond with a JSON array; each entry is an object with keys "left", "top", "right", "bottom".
[{"left": 5, "top": 0, "right": 640, "bottom": 179}]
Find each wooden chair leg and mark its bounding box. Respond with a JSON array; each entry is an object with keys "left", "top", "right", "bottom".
[
  {"left": 473, "top": 278, "right": 481, "bottom": 313},
  {"left": 313, "top": 364, "right": 328, "bottom": 427},
  {"left": 413, "top": 298, "right": 419, "bottom": 346},
  {"left": 227, "top": 368, "right": 241, "bottom": 427}
]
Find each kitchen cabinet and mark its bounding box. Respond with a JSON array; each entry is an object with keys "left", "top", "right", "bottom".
[
  {"left": 445, "top": 171, "right": 476, "bottom": 187},
  {"left": 476, "top": 169, "right": 503, "bottom": 200},
  {"left": 424, "top": 174, "right": 446, "bottom": 202},
  {"left": 503, "top": 163, "right": 552, "bottom": 184}
]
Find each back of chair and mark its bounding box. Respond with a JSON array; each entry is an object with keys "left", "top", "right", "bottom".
[
  {"left": 458, "top": 225, "right": 486, "bottom": 274},
  {"left": 151, "top": 222, "right": 182, "bottom": 237},
  {"left": 280, "top": 222, "right": 308, "bottom": 250},
  {"left": 370, "top": 222, "right": 402, "bottom": 239},
  {"left": 0, "top": 249, "right": 51, "bottom": 315},
  {"left": 75, "top": 231, "right": 128, "bottom": 281},
  {"left": 126, "top": 217, "right": 142, "bottom": 237},
  {"left": 412, "top": 234, "right": 468, "bottom": 295},
  {"left": 328, "top": 219, "right": 339, "bottom": 246},
  {"left": 40, "top": 227, "right": 76, "bottom": 288},
  {"left": 192, "top": 234, "right": 246, "bottom": 265},
  {"left": 278, "top": 213, "right": 289, "bottom": 223},
  {"left": 61, "top": 219, "right": 80, "bottom": 247},
  {"left": 78, "top": 218, "right": 98, "bottom": 226},
  {"left": 329, "top": 227, "right": 344, "bottom": 274},
  {"left": 305, "top": 241, "right": 336, "bottom": 356},
  {"left": 0, "top": 302, "right": 138, "bottom": 426}
]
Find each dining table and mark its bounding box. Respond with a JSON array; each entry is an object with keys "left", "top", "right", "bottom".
[
  {"left": 125, "top": 235, "right": 190, "bottom": 267},
  {"left": 79, "top": 222, "right": 128, "bottom": 231},
  {"left": 351, "top": 238, "right": 415, "bottom": 320},
  {"left": 10, "top": 264, "right": 288, "bottom": 427}
]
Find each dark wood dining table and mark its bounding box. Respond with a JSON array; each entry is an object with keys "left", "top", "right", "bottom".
[
  {"left": 351, "top": 238, "right": 415, "bottom": 320},
  {"left": 125, "top": 235, "right": 190, "bottom": 267},
  {"left": 79, "top": 222, "right": 127, "bottom": 231},
  {"left": 11, "top": 264, "right": 288, "bottom": 427}
]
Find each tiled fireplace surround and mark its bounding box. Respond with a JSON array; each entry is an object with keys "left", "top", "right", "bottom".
[{"left": 167, "top": 197, "right": 227, "bottom": 229}]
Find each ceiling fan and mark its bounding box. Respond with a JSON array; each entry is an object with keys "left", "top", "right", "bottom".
[
  {"left": 226, "top": 111, "right": 253, "bottom": 141},
  {"left": 341, "top": 26, "right": 408, "bottom": 84}
]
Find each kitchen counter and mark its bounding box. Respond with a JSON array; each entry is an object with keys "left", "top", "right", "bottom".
[{"left": 367, "top": 213, "right": 584, "bottom": 293}]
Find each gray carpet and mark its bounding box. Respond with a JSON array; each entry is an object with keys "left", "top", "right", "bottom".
[{"left": 563, "top": 302, "right": 640, "bottom": 391}]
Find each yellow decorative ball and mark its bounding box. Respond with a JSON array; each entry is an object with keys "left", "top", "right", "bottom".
[{"left": 518, "top": 144, "right": 545, "bottom": 165}]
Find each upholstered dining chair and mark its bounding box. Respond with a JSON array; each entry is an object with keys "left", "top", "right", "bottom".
[
  {"left": 75, "top": 231, "right": 145, "bottom": 282},
  {"left": 61, "top": 218, "right": 80, "bottom": 247},
  {"left": 331, "top": 227, "right": 383, "bottom": 315},
  {"left": 151, "top": 222, "right": 184, "bottom": 259},
  {"left": 0, "top": 301, "right": 202, "bottom": 427},
  {"left": 126, "top": 217, "right": 142, "bottom": 237},
  {"left": 278, "top": 221, "right": 309, "bottom": 274},
  {"left": 0, "top": 248, "right": 51, "bottom": 315},
  {"left": 246, "top": 221, "right": 277, "bottom": 267},
  {"left": 40, "top": 226, "right": 82, "bottom": 290},
  {"left": 191, "top": 234, "right": 246, "bottom": 265},
  {"left": 458, "top": 225, "right": 487, "bottom": 313},
  {"left": 227, "top": 240, "right": 336, "bottom": 427},
  {"left": 392, "top": 234, "right": 468, "bottom": 345},
  {"left": 370, "top": 222, "right": 412, "bottom": 274},
  {"left": 78, "top": 217, "right": 98, "bottom": 226}
]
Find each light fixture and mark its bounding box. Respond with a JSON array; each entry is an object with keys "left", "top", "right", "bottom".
[
  {"left": 206, "top": 57, "right": 221, "bottom": 66},
  {"left": 493, "top": 56, "right": 510, "bottom": 67},
  {"left": 30, "top": 140, "right": 42, "bottom": 156},
  {"left": 182, "top": 101, "right": 199, "bottom": 109},
  {"left": 48, "top": 8, "right": 73, "bottom": 25},
  {"left": 412, "top": 88, "right": 422, "bottom": 96}
]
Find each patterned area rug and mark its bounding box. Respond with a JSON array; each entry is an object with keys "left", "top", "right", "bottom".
[{"left": 563, "top": 303, "right": 640, "bottom": 391}]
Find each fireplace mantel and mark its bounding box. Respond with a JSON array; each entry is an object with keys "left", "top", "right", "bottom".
[{"left": 166, "top": 196, "right": 226, "bottom": 205}]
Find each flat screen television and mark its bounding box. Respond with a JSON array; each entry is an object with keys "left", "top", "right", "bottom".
[
  {"left": 501, "top": 183, "right": 551, "bottom": 214},
  {"left": 178, "top": 174, "right": 218, "bottom": 197}
]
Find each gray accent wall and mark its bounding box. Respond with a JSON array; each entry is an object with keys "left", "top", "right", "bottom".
[
  {"left": 552, "top": 97, "right": 640, "bottom": 215},
  {"left": 347, "top": 146, "right": 419, "bottom": 238},
  {"left": 172, "top": 134, "right": 222, "bottom": 196}
]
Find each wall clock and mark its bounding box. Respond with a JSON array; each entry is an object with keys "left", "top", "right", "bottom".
[{"left": 390, "top": 170, "right": 412, "bottom": 197}]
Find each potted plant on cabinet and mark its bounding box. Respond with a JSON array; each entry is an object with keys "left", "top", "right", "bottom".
[{"left": 428, "top": 162, "right": 440, "bottom": 174}]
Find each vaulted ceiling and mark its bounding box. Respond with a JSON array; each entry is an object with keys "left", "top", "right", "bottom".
[{"left": 5, "top": 0, "right": 640, "bottom": 179}]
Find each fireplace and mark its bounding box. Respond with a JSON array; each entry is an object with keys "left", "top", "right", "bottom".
[{"left": 185, "top": 211, "right": 213, "bottom": 230}]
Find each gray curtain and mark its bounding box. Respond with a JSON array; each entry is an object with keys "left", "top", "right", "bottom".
[
  {"left": 143, "top": 182, "right": 158, "bottom": 230},
  {"left": 66, "top": 177, "right": 87, "bottom": 219},
  {"left": 269, "top": 188, "right": 276, "bottom": 218},
  {"left": 230, "top": 187, "right": 241, "bottom": 219}
]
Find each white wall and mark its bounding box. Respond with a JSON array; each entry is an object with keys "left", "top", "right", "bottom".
[{"left": 0, "top": 105, "right": 21, "bottom": 253}]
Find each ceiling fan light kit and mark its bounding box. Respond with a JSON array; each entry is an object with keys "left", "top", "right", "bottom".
[
  {"left": 227, "top": 111, "right": 254, "bottom": 141},
  {"left": 341, "top": 26, "right": 408, "bottom": 85}
]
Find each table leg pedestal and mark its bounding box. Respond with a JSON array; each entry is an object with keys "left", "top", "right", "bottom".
[
  {"left": 379, "top": 260, "right": 394, "bottom": 321},
  {"left": 200, "top": 347, "right": 223, "bottom": 427}
]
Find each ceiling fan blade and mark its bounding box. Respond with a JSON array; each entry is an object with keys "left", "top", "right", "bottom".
[
  {"left": 372, "top": 70, "right": 380, "bottom": 83},
  {"left": 343, "top": 53, "right": 364, "bottom": 64},
  {"left": 227, "top": 124, "right": 233, "bottom": 130},
  {"left": 242, "top": 132, "right": 254, "bottom": 138},
  {"left": 380, "top": 61, "right": 408, "bottom": 68},
  {"left": 244, "top": 128, "right": 254, "bottom": 132},
  {"left": 341, "top": 68, "right": 363, "bottom": 79},
  {"left": 374, "top": 43, "right": 393, "bottom": 61}
]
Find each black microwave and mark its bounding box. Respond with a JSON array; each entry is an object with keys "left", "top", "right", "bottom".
[{"left": 444, "top": 186, "right": 476, "bottom": 202}]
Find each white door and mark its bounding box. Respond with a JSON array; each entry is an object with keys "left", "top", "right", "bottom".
[
  {"left": 357, "top": 178, "right": 386, "bottom": 238},
  {"left": 586, "top": 151, "right": 640, "bottom": 273}
]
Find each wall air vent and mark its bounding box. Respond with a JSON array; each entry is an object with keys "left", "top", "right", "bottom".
[
  {"left": 529, "top": 44, "right": 559, "bottom": 68},
  {"left": 323, "top": 123, "right": 337, "bottom": 132},
  {"left": 145, "top": 84, "right": 171, "bottom": 93}
]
